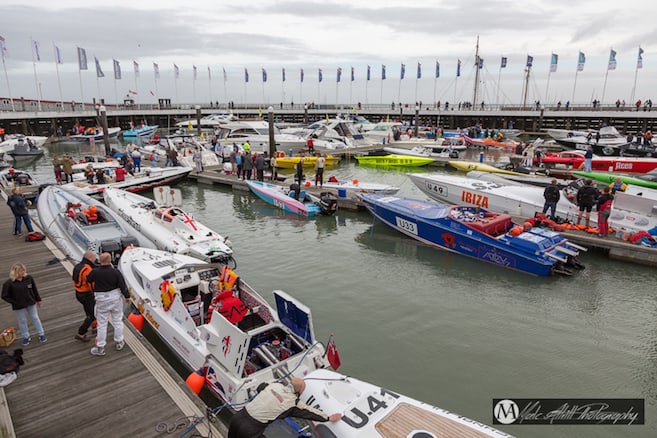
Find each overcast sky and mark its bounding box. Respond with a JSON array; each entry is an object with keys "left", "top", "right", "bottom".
[{"left": 1, "top": 0, "right": 656, "bottom": 108}]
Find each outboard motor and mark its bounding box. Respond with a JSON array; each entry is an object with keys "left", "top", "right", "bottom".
[
  {"left": 317, "top": 192, "right": 338, "bottom": 215},
  {"left": 99, "top": 239, "right": 123, "bottom": 264},
  {"left": 289, "top": 183, "right": 300, "bottom": 200}
]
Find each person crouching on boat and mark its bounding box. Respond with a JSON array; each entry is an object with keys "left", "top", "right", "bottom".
[{"left": 227, "top": 378, "right": 341, "bottom": 438}]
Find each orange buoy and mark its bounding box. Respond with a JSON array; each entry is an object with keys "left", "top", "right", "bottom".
[
  {"left": 305, "top": 181, "right": 311, "bottom": 187},
  {"left": 185, "top": 370, "right": 205, "bottom": 394},
  {"left": 127, "top": 313, "right": 145, "bottom": 332},
  {"left": 352, "top": 179, "right": 359, "bottom": 185}
]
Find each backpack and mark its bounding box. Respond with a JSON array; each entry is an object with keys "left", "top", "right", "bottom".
[
  {"left": 25, "top": 231, "right": 46, "bottom": 242},
  {"left": 0, "top": 348, "right": 24, "bottom": 374}
]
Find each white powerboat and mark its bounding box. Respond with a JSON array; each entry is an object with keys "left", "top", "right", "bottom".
[
  {"left": 137, "top": 134, "right": 221, "bottom": 169},
  {"left": 118, "top": 246, "right": 333, "bottom": 406},
  {"left": 302, "top": 369, "right": 512, "bottom": 438},
  {"left": 103, "top": 186, "right": 234, "bottom": 265},
  {"left": 0, "top": 168, "right": 42, "bottom": 200},
  {"left": 175, "top": 112, "right": 237, "bottom": 129},
  {"left": 0, "top": 134, "right": 48, "bottom": 155},
  {"left": 217, "top": 120, "right": 307, "bottom": 154},
  {"left": 36, "top": 185, "right": 154, "bottom": 262},
  {"left": 409, "top": 173, "right": 657, "bottom": 232},
  {"left": 555, "top": 126, "right": 628, "bottom": 153},
  {"left": 545, "top": 128, "right": 594, "bottom": 141},
  {"left": 281, "top": 118, "right": 370, "bottom": 151},
  {"left": 62, "top": 165, "right": 192, "bottom": 198},
  {"left": 320, "top": 177, "right": 400, "bottom": 197},
  {"left": 69, "top": 127, "right": 122, "bottom": 142}
]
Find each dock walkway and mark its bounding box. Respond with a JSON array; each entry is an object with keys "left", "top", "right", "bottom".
[{"left": 0, "top": 204, "right": 225, "bottom": 437}]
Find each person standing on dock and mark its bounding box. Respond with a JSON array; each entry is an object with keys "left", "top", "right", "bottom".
[
  {"left": 52, "top": 154, "right": 63, "bottom": 184},
  {"left": 576, "top": 179, "right": 599, "bottom": 229},
  {"left": 242, "top": 152, "right": 254, "bottom": 181},
  {"left": 192, "top": 147, "right": 203, "bottom": 174},
  {"left": 62, "top": 154, "right": 74, "bottom": 183},
  {"left": 542, "top": 179, "right": 560, "bottom": 221},
  {"left": 72, "top": 251, "right": 97, "bottom": 342},
  {"left": 584, "top": 145, "right": 593, "bottom": 172},
  {"left": 254, "top": 153, "right": 265, "bottom": 182},
  {"left": 87, "top": 252, "right": 129, "bottom": 356},
  {"left": 7, "top": 187, "right": 34, "bottom": 237},
  {"left": 2, "top": 262, "right": 46, "bottom": 346},
  {"left": 227, "top": 378, "right": 341, "bottom": 438},
  {"left": 315, "top": 153, "right": 325, "bottom": 187}
]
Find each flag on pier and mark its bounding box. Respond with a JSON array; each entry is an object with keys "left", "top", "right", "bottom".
[
  {"left": 577, "top": 51, "right": 585, "bottom": 71},
  {"left": 550, "top": 53, "right": 558, "bottom": 72},
  {"left": 457, "top": 59, "right": 461, "bottom": 77},
  {"left": 32, "top": 40, "right": 41, "bottom": 61},
  {"left": 54, "top": 45, "right": 63, "bottom": 64},
  {"left": 435, "top": 61, "right": 440, "bottom": 78},
  {"left": 300, "top": 68, "right": 304, "bottom": 83},
  {"left": 153, "top": 63, "right": 160, "bottom": 79},
  {"left": 318, "top": 68, "right": 323, "bottom": 82},
  {"left": 244, "top": 68, "right": 249, "bottom": 83},
  {"left": 417, "top": 62, "right": 421, "bottom": 79},
  {"left": 336, "top": 67, "right": 341, "bottom": 82},
  {"left": 478, "top": 58, "right": 484, "bottom": 69},
  {"left": 193, "top": 65, "right": 197, "bottom": 80},
  {"left": 501, "top": 56, "right": 507, "bottom": 68},
  {"left": 208, "top": 66, "right": 211, "bottom": 80},
  {"left": 77, "top": 47, "right": 87, "bottom": 70},
  {"left": 367, "top": 65, "right": 371, "bottom": 81},
  {"left": 113, "top": 59, "right": 121, "bottom": 79},
  {"left": 400, "top": 64, "right": 405, "bottom": 79},
  {"left": 637, "top": 47, "right": 644, "bottom": 69},
  {"left": 262, "top": 68, "right": 267, "bottom": 82},
  {"left": 381, "top": 65, "right": 386, "bottom": 80},
  {"left": 174, "top": 64, "right": 179, "bottom": 79},
  {"left": 351, "top": 67, "right": 354, "bottom": 82},
  {"left": 134, "top": 61, "right": 140, "bottom": 77},
  {"left": 223, "top": 67, "right": 227, "bottom": 82},
  {"left": 608, "top": 49, "right": 617, "bottom": 70},
  {"left": 95, "top": 57, "right": 104, "bottom": 78},
  {"left": 0, "top": 36, "right": 6, "bottom": 56},
  {"left": 526, "top": 55, "right": 533, "bottom": 67},
  {"left": 282, "top": 67, "right": 286, "bottom": 82}
]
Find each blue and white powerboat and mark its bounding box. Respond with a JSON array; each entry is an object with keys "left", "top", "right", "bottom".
[
  {"left": 122, "top": 123, "right": 158, "bottom": 141},
  {"left": 36, "top": 185, "right": 155, "bottom": 262},
  {"left": 245, "top": 180, "right": 337, "bottom": 217},
  {"left": 358, "top": 194, "right": 586, "bottom": 276}
]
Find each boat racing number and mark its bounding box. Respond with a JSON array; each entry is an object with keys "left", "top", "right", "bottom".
[
  {"left": 425, "top": 181, "right": 448, "bottom": 197},
  {"left": 395, "top": 216, "right": 418, "bottom": 235},
  {"left": 310, "top": 388, "right": 401, "bottom": 429}
]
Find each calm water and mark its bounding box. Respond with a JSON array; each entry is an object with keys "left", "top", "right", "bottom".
[{"left": 19, "top": 143, "right": 657, "bottom": 438}]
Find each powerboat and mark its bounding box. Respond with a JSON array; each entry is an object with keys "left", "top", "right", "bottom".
[
  {"left": 273, "top": 154, "right": 340, "bottom": 169},
  {"left": 216, "top": 120, "right": 307, "bottom": 154},
  {"left": 122, "top": 123, "right": 158, "bottom": 141},
  {"left": 359, "top": 194, "right": 585, "bottom": 276},
  {"left": 61, "top": 165, "right": 192, "bottom": 198},
  {"left": 282, "top": 118, "right": 370, "bottom": 151},
  {"left": 136, "top": 134, "right": 221, "bottom": 169},
  {"left": 383, "top": 145, "right": 461, "bottom": 159},
  {"left": 118, "top": 246, "right": 333, "bottom": 406},
  {"left": 354, "top": 154, "right": 434, "bottom": 167},
  {"left": 69, "top": 127, "right": 122, "bottom": 142},
  {"left": 462, "top": 135, "right": 519, "bottom": 150},
  {"left": 302, "top": 369, "right": 512, "bottom": 438},
  {"left": 320, "top": 176, "right": 400, "bottom": 197},
  {"left": 36, "top": 185, "right": 154, "bottom": 262},
  {"left": 0, "top": 168, "right": 42, "bottom": 200},
  {"left": 540, "top": 150, "right": 657, "bottom": 173},
  {"left": 175, "top": 112, "right": 237, "bottom": 129},
  {"left": 103, "top": 186, "right": 235, "bottom": 265},
  {"left": 245, "top": 180, "right": 337, "bottom": 217},
  {"left": 573, "top": 170, "right": 657, "bottom": 190},
  {"left": 555, "top": 126, "right": 628, "bottom": 154},
  {"left": 545, "top": 128, "right": 593, "bottom": 141},
  {"left": 409, "top": 173, "right": 657, "bottom": 232},
  {"left": 0, "top": 134, "right": 48, "bottom": 155}
]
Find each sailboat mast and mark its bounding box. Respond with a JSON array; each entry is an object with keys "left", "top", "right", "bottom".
[{"left": 473, "top": 36, "right": 480, "bottom": 107}]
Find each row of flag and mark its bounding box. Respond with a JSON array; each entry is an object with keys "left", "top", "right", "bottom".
[{"left": 8, "top": 39, "right": 647, "bottom": 83}]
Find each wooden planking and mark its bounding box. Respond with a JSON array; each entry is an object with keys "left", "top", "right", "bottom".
[{"left": 0, "top": 203, "right": 225, "bottom": 437}]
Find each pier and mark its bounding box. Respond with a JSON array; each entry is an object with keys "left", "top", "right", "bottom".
[{"left": 0, "top": 205, "right": 226, "bottom": 437}]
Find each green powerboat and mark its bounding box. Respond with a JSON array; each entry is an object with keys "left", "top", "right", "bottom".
[{"left": 573, "top": 170, "right": 657, "bottom": 190}]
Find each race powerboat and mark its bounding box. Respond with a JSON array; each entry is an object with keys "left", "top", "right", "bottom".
[
  {"left": 354, "top": 154, "right": 434, "bottom": 167},
  {"left": 118, "top": 246, "right": 333, "bottom": 406},
  {"left": 122, "top": 123, "right": 158, "bottom": 141},
  {"left": 0, "top": 134, "right": 48, "bottom": 155},
  {"left": 0, "top": 168, "right": 42, "bottom": 201},
  {"left": 69, "top": 127, "right": 122, "bottom": 141},
  {"left": 359, "top": 194, "right": 585, "bottom": 276},
  {"left": 246, "top": 180, "right": 337, "bottom": 217},
  {"left": 36, "top": 185, "right": 154, "bottom": 262},
  {"left": 103, "top": 186, "right": 235, "bottom": 265},
  {"left": 273, "top": 154, "right": 340, "bottom": 169},
  {"left": 320, "top": 176, "right": 400, "bottom": 197},
  {"left": 139, "top": 134, "right": 221, "bottom": 169}
]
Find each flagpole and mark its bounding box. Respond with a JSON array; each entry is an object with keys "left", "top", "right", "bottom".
[
  {"left": 496, "top": 66, "right": 502, "bottom": 108},
  {"left": 53, "top": 43, "right": 63, "bottom": 110},
  {"left": 397, "top": 77, "right": 401, "bottom": 106},
  {"left": 453, "top": 77, "right": 458, "bottom": 108},
  {"left": 365, "top": 76, "right": 369, "bottom": 105},
  {"left": 1, "top": 47, "right": 15, "bottom": 111},
  {"left": 113, "top": 74, "right": 118, "bottom": 106},
  {"left": 135, "top": 65, "right": 140, "bottom": 110},
  {"left": 380, "top": 78, "right": 383, "bottom": 105},
  {"left": 601, "top": 68, "right": 609, "bottom": 107},
  {"left": 630, "top": 62, "right": 639, "bottom": 106},
  {"left": 30, "top": 39, "right": 41, "bottom": 111},
  {"left": 414, "top": 77, "right": 418, "bottom": 106},
  {"left": 208, "top": 67, "right": 212, "bottom": 106},
  {"left": 96, "top": 76, "right": 101, "bottom": 106},
  {"left": 545, "top": 70, "right": 552, "bottom": 106}
]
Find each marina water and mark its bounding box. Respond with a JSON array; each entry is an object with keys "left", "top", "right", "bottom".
[{"left": 19, "top": 143, "right": 657, "bottom": 438}]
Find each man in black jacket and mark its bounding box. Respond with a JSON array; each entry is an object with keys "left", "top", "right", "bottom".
[
  {"left": 542, "top": 179, "right": 561, "bottom": 220},
  {"left": 576, "top": 179, "right": 599, "bottom": 228}
]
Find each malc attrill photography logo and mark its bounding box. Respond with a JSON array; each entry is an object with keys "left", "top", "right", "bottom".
[{"left": 493, "top": 399, "right": 644, "bottom": 425}]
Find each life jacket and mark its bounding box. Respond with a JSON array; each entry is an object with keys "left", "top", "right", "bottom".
[
  {"left": 161, "top": 280, "right": 177, "bottom": 311},
  {"left": 206, "top": 290, "right": 247, "bottom": 324},
  {"left": 73, "top": 261, "right": 94, "bottom": 293},
  {"left": 219, "top": 266, "right": 239, "bottom": 291}
]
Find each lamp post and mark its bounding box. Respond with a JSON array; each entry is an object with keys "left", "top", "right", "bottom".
[
  {"left": 267, "top": 106, "right": 276, "bottom": 160},
  {"left": 414, "top": 105, "right": 420, "bottom": 137},
  {"left": 195, "top": 105, "right": 202, "bottom": 137},
  {"left": 99, "top": 105, "right": 111, "bottom": 156}
]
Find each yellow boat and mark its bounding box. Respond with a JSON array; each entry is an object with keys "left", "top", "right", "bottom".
[
  {"left": 447, "top": 160, "right": 524, "bottom": 175},
  {"left": 274, "top": 155, "right": 341, "bottom": 169}
]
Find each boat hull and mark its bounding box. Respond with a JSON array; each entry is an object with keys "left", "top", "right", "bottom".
[
  {"left": 448, "top": 160, "right": 522, "bottom": 175},
  {"left": 246, "top": 180, "right": 336, "bottom": 217},
  {"left": 573, "top": 171, "right": 657, "bottom": 190},
  {"left": 69, "top": 127, "right": 122, "bottom": 141},
  {"left": 355, "top": 154, "right": 434, "bottom": 167},
  {"left": 359, "top": 194, "right": 582, "bottom": 276},
  {"left": 274, "top": 155, "right": 340, "bottom": 169}
]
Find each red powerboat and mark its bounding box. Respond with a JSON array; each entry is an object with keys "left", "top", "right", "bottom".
[{"left": 540, "top": 150, "right": 657, "bottom": 174}]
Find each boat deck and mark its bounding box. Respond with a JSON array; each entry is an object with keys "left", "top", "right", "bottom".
[{"left": 0, "top": 204, "right": 225, "bottom": 437}]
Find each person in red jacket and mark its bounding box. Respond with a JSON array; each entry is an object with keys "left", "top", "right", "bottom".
[{"left": 114, "top": 166, "right": 128, "bottom": 182}]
